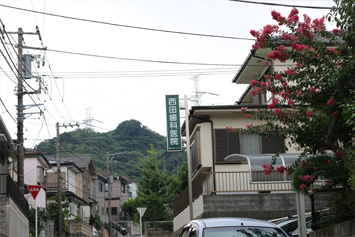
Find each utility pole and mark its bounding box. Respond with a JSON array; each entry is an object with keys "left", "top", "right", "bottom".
[
  {"left": 55, "top": 122, "right": 79, "bottom": 237},
  {"left": 107, "top": 152, "right": 112, "bottom": 237},
  {"left": 5, "top": 26, "right": 44, "bottom": 193},
  {"left": 56, "top": 122, "right": 63, "bottom": 237},
  {"left": 17, "top": 27, "right": 25, "bottom": 193}
]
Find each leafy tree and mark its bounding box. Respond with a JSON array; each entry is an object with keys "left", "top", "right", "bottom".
[
  {"left": 29, "top": 208, "right": 46, "bottom": 236},
  {"left": 89, "top": 213, "right": 102, "bottom": 230},
  {"left": 136, "top": 145, "right": 172, "bottom": 221},
  {"left": 236, "top": 0, "right": 354, "bottom": 225},
  {"left": 168, "top": 161, "right": 188, "bottom": 200},
  {"left": 46, "top": 192, "right": 70, "bottom": 234},
  {"left": 121, "top": 198, "right": 139, "bottom": 222}
]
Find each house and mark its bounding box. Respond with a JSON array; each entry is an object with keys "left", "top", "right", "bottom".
[
  {"left": 173, "top": 44, "right": 315, "bottom": 235},
  {"left": 46, "top": 158, "right": 89, "bottom": 220},
  {"left": 47, "top": 154, "right": 100, "bottom": 223},
  {"left": 0, "top": 116, "right": 29, "bottom": 237},
  {"left": 92, "top": 173, "right": 107, "bottom": 223},
  {"left": 24, "top": 149, "right": 51, "bottom": 209},
  {"left": 106, "top": 176, "right": 131, "bottom": 222}
]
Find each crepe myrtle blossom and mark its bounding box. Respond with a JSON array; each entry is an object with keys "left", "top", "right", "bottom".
[
  {"left": 300, "top": 184, "right": 307, "bottom": 191},
  {"left": 276, "top": 166, "right": 285, "bottom": 174},
  {"left": 306, "top": 110, "right": 314, "bottom": 118},
  {"left": 327, "top": 98, "right": 335, "bottom": 106},
  {"left": 262, "top": 164, "right": 273, "bottom": 175}
]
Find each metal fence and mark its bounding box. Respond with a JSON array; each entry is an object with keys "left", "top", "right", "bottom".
[
  {"left": 0, "top": 173, "right": 29, "bottom": 217},
  {"left": 311, "top": 190, "right": 355, "bottom": 230},
  {"left": 202, "top": 171, "right": 293, "bottom": 194}
]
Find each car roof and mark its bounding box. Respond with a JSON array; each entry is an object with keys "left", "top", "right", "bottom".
[{"left": 188, "top": 218, "right": 279, "bottom": 229}]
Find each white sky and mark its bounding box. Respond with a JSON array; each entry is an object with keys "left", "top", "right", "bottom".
[{"left": 0, "top": 0, "right": 334, "bottom": 148}]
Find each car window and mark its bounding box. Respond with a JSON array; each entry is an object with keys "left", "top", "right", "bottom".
[
  {"left": 204, "top": 226, "right": 287, "bottom": 237},
  {"left": 179, "top": 228, "right": 190, "bottom": 237}
]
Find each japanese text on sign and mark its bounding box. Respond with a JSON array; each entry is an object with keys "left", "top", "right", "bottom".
[{"left": 165, "top": 95, "right": 182, "bottom": 151}]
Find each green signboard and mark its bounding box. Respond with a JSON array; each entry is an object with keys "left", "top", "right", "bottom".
[{"left": 165, "top": 95, "right": 182, "bottom": 151}]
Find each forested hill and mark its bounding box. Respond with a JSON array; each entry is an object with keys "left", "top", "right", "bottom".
[{"left": 34, "top": 119, "right": 186, "bottom": 179}]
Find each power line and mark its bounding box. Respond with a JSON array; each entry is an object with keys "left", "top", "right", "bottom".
[
  {"left": 228, "top": 0, "right": 332, "bottom": 9},
  {"left": 0, "top": 3, "right": 255, "bottom": 41}
]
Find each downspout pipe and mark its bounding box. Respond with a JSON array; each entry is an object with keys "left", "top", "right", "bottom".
[{"left": 191, "top": 115, "right": 216, "bottom": 194}]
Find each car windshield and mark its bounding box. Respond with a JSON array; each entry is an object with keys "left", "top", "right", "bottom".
[{"left": 203, "top": 226, "right": 287, "bottom": 237}]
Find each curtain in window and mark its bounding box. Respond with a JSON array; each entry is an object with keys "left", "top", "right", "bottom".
[{"left": 241, "top": 134, "right": 261, "bottom": 154}]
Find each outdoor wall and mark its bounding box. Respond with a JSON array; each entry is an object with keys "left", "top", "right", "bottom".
[
  {"left": 202, "top": 192, "right": 311, "bottom": 220},
  {"left": 195, "top": 123, "right": 213, "bottom": 169},
  {"left": 310, "top": 219, "right": 355, "bottom": 237},
  {"left": 0, "top": 197, "right": 29, "bottom": 237}
]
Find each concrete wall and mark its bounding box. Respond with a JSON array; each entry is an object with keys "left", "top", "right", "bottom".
[
  {"left": 173, "top": 192, "right": 312, "bottom": 235},
  {"left": 310, "top": 219, "right": 355, "bottom": 237},
  {"left": 202, "top": 193, "right": 311, "bottom": 220},
  {"left": 0, "top": 196, "right": 29, "bottom": 237}
]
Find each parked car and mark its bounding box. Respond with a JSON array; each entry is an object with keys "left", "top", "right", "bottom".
[
  {"left": 291, "top": 220, "right": 313, "bottom": 236},
  {"left": 178, "top": 217, "right": 289, "bottom": 237},
  {"left": 276, "top": 216, "right": 312, "bottom": 236}
]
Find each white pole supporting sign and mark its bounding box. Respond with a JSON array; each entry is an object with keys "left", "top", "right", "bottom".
[
  {"left": 27, "top": 185, "right": 42, "bottom": 237},
  {"left": 137, "top": 207, "right": 147, "bottom": 237}
]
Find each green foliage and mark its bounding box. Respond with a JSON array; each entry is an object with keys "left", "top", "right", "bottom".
[
  {"left": 167, "top": 161, "right": 188, "bottom": 200},
  {"left": 34, "top": 120, "right": 186, "bottom": 179},
  {"left": 88, "top": 214, "right": 103, "bottom": 230},
  {"left": 136, "top": 145, "right": 173, "bottom": 221},
  {"left": 46, "top": 192, "right": 70, "bottom": 234},
  {"left": 29, "top": 208, "right": 45, "bottom": 236},
  {"left": 121, "top": 198, "right": 139, "bottom": 222}
]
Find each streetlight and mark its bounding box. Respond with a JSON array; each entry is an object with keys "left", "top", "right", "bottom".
[{"left": 106, "top": 151, "right": 126, "bottom": 237}]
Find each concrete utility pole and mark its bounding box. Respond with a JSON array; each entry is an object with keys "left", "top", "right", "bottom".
[
  {"left": 6, "top": 26, "right": 43, "bottom": 193},
  {"left": 56, "top": 122, "right": 63, "bottom": 237},
  {"left": 17, "top": 28, "right": 25, "bottom": 193},
  {"left": 56, "top": 122, "right": 79, "bottom": 237},
  {"left": 107, "top": 152, "right": 112, "bottom": 237}
]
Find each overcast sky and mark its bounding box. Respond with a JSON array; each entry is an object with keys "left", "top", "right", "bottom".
[{"left": 0, "top": 0, "right": 335, "bottom": 148}]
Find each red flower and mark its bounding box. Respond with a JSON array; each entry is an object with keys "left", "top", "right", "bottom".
[
  {"left": 306, "top": 111, "right": 314, "bottom": 118},
  {"left": 300, "top": 184, "right": 307, "bottom": 191},
  {"left": 327, "top": 98, "right": 335, "bottom": 106},
  {"left": 250, "top": 80, "right": 258, "bottom": 88},
  {"left": 327, "top": 160, "right": 331, "bottom": 165},
  {"left": 262, "top": 164, "right": 273, "bottom": 175},
  {"left": 276, "top": 166, "right": 285, "bottom": 174},
  {"left": 301, "top": 160, "right": 307, "bottom": 167},
  {"left": 325, "top": 179, "right": 331, "bottom": 184},
  {"left": 333, "top": 111, "right": 340, "bottom": 118},
  {"left": 336, "top": 152, "right": 345, "bottom": 158}
]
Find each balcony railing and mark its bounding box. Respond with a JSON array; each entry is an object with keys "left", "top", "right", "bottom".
[
  {"left": 0, "top": 174, "right": 29, "bottom": 218},
  {"left": 202, "top": 171, "right": 293, "bottom": 193}
]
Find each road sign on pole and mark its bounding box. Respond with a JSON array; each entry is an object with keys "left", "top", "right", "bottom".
[
  {"left": 27, "top": 185, "right": 42, "bottom": 237},
  {"left": 27, "top": 185, "right": 42, "bottom": 199},
  {"left": 137, "top": 207, "right": 147, "bottom": 237}
]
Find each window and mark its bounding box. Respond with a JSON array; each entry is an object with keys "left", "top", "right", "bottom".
[
  {"left": 214, "top": 129, "right": 285, "bottom": 163},
  {"left": 99, "top": 182, "right": 103, "bottom": 192},
  {"left": 37, "top": 167, "right": 45, "bottom": 185},
  {"left": 121, "top": 184, "right": 125, "bottom": 193},
  {"left": 111, "top": 207, "right": 118, "bottom": 215},
  {"left": 190, "top": 131, "right": 201, "bottom": 171},
  {"left": 88, "top": 179, "right": 91, "bottom": 190},
  {"left": 0, "top": 151, "right": 4, "bottom": 165},
  {"left": 83, "top": 176, "right": 86, "bottom": 187}
]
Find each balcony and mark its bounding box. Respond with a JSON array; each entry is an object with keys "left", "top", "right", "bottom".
[{"left": 0, "top": 173, "right": 29, "bottom": 218}]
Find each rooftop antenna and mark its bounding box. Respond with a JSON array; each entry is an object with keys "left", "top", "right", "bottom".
[{"left": 189, "top": 75, "right": 219, "bottom": 106}]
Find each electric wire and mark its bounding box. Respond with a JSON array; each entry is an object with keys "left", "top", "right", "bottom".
[
  {"left": 0, "top": 3, "right": 254, "bottom": 41},
  {"left": 228, "top": 0, "right": 332, "bottom": 9},
  {"left": 0, "top": 97, "right": 17, "bottom": 124}
]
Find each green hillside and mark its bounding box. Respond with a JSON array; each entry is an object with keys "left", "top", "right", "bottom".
[{"left": 34, "top": 119, "right": 186, "bottom": 179}]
